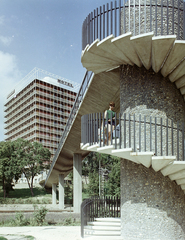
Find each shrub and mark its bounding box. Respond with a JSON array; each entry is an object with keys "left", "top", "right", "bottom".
[{"left": 33, "top": 206, "right": 48, "bottom": 226}]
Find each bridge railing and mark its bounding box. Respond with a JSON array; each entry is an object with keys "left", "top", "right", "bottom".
[
  {"left": 82, "top": 0, "right": 185, "bottom": 50},
  {"left": 81, "top": 112, "right": 185, "bottom": 160},
  {"left": 81, "top": 196, "right": 120, "bottom": 238},
  {"left": 44, "top": 71, "right": 93, "bottom": 186}
]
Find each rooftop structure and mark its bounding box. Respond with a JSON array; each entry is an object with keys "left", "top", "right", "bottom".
[{"left": 4, "top": 68, "right": 79, "bottom": 158}]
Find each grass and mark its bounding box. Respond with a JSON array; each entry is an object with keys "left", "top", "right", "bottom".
[{"left": 0, "top": 187, "right": 52, "bottom": 204}]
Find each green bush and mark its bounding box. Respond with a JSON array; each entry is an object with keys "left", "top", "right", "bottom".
[
  {"left": 32, "top": 206, "right": 48, "bottom": 226},
  {"left": 10, "top": 212, "right": 29, "bottom": 226}
]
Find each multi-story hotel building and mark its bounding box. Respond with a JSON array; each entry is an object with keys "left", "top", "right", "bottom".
[{"left": 4, "top": 68, "right": 79, "bottom": 158}]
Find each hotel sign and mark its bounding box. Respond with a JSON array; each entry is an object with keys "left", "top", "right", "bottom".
[{"left": 58, "top": 79, "right": 73, "bottom": 88}]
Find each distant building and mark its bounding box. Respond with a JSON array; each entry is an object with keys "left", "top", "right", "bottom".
[{"left": 4, "top": 68, "right": 79, "bottom": 159}]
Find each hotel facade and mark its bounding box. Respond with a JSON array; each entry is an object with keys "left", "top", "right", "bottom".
[{"left": 4, "top": 68, "right": 79, "bottom": 158}]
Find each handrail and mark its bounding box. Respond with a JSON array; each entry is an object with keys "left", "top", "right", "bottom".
[
  {"left": 82, "top": 0, "right": 185, "bottom": 49},
  {"left": 81, "top": 112, "right": 185, "bottom": 160},
  {"left": 81, "top": 196, "right": 120, "bottom": 238},
  {"left": 44, "top": 71, "right": 94, "bottom": 186}
]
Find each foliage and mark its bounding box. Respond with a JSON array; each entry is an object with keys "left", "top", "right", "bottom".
[
  {"left": 32, "top": 206, "right": 48, "bottom": 226},
  {"left": 0, "top": 141, "right": 21, "bottom": 198},
  {"left": 82, "top": 152, "right": 120, "bottom": 197},
  {"left": 10, "top": 212, "right": 29, "bottom": 226},
  {"left": 0, "top": 187, "right": 52, "bottom": 204},
  {"left": 13, "top": 138, "right": 51, "bottom": 196}
]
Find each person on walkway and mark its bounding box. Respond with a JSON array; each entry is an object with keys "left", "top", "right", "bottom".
[{"left": 103, "top": 101, "right": 115, "bottom": 145}]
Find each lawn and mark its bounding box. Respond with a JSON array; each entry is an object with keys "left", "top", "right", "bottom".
[{"left": 0, "top": 187, "right": 52, "bottom": 204}]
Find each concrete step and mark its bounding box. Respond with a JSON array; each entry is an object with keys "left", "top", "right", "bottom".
[
  {"left": 94, "top": 217, "right": 121, "bottom": 222},
  {"left": 85, "top": 217, "right": 121, "bottom": 237},
  {"left": 84, "top": 225, "right": 121, "bottom": 231},
  {"left": 84, "top": 229, "right": 121, "bottom": 236},
  {"left": 87, "top": 221, "right": 120, "bottom": 227}
]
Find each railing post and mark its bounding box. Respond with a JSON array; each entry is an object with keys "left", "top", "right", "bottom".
[
  {"left": 134, "top": 114, "right": 136, "bottom": 152},
  {"left": 155, "top": 117, "right": 157, "bottom": 155},
  {"left": 161, "top": 117, "right": 163, "bottom": 156},
  {"left": 115, "top": 112, "right": 117, "bottom": 149},
  {"left": 177, "top": 121, "right": 179, "bottom": 160},
  {"left": 166, "top": 118, "right": 168, "bottom": 156}
]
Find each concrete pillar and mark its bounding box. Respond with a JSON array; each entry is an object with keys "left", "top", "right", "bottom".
[
  {"left": 52, "top": 183, "right": 57, "bottom": 205},
  {"left": 73, "top": 153, "right": 82, "bottom": 213},
  {"left": 59, "top": 174, "right": 64, "bottom": 210}
]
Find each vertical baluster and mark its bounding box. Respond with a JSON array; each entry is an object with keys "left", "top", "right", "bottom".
[
  {"left": 144, "top": 0, "right": 146, "bottom": 33},
  {"left": 115, "top": 112, "right": 117, "bottom": 149},
  {"left": 172, "top": 120, "right": 174, "bottom": 155},
  {"left": 183, "top": 122, "right": 185, "bottom": 161},
  {"left": 91, "top": 113, "right": 93, "bottom": 145},
  {"left": 155, "top": 0, "right": 157, "bottom": 36},
  {"left": 107, "top": 3, "right": 109, "bottom": 36},
  {"left": 99, "top": 112, "right": 102, "bottom": 147},
  {"left": 119, "top": 113, "right": 121, "bottom": 149},
  {"left": 91, "top": 12, "right": 93, "bottom": 44},
  {"left": 129, "top": 114, "right": 131, "bottom": 148},
  {"left": 106, "top": 112, "right": 109, "bottom": 146},
  {"left": 139, "top": 114, "right": 141, "bottom": 152},
  {"left": 103, "top": 112, "right": 105, "bottom": 146},
  {"left": 150, "top": 0, "right": 152, "bottom": 32},
  {"left": 114, "top": 196, "right": 115, "bottom": 217},
  {"left": 161, "top": 0, "right": 163, "bottom": 35},
  {"left": 111, "top": 112, "right": 113, "bottom": 145},
  {"left": 96, "top": 8, "right": 98, "bottom": 40},
  {"left": 123, "top": 0, "right": 126, "bottom": 33},
  {"left": 134, "top": 0, "right": 136, "bottom": 36},
  {"left": 94, "top": 9, "right": 96, "bottom": 40},
  {"left": 111, "top": 1, "right": 113, "bottom": 34},
  {"left": 103, "top": 5, "right": 105, "bottom": 39},
  {"left": 177, "top": 121, "right": 179, "bottom": 160},
  {"left": 166, "top": 118, "right": 168, "bottom": 156},
  {"left": 167, "top": 0, "right": 169, "bottom": 35},
  {"left": 172, "top": 0, "right": 174, "bottom": 35},
  {"left": 183, "top": 1, "right": 185, "bottom": 40},
  {"left": 144, "top": 115, "right": 146, "bottom": 152},
  {"left": 88, "top": 14, "right": 90, "bottom": 44},
  {"left": 161, "top": 118, "right": 163, "bottom": 156},
  {"left": 124, "top": 113, "right": 126, "bottom": 148},
  {"left": 139, "top": 0, "right": 141, "bottom": 34},
  {"left": 119, "top": 0, "right": 121, "bottom": 36},
  {"left": 134, "top": 114, "right": 136, "bottom": 152},
  {"left": 129, "top": 0, "right": 130, "bottom": 32},
  {"left": 115, "top": 0, "right": 117, "bottom": 37},
  {"left": 155, "top": 117, "right": 157, "bottom": 155},
  {"left": 100, "top": 6, "right": 102, "bottom": 41},
  {"left": 150, "top": 116, "right": 152, "bottom": 151},
  {"left": 178, "top": 0, "right": 180, "bottom": 39}
]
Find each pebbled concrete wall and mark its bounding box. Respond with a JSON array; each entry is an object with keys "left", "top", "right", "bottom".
[
  {"left": 121, "top": 159, "right": 185, "bottom": 240},
  {"left": 119, "top": 47, "right": 185, "bottom": 239},
  {"left": 121, "top": 0, "right": 184, "bottom": 39}
]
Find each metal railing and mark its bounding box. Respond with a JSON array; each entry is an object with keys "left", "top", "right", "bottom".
[
  {"left": 81, "top": 196, "right": 120, "bottom": 238},
  {"left": 81, "top": 112, "right": 185, "bottom": 160},
  {"left": 82, "top": 0, "right": 185, "bottom": 49},
  {"left": 44, "top": 71, "right": 94, "bottom": 186}
]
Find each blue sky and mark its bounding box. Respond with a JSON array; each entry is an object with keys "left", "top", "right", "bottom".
[{"left": 0, "top": 0, "right": 110, "bottom": 141}]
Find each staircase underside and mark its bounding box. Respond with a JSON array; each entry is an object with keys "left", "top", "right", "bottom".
[
  {"left": 81, "top": 32, "right": 185, "bottom": 101},
  {"left": 81, "top": 142, "right": 185, "bottom": 194}
]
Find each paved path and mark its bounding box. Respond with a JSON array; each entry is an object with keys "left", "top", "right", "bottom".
[
  {"left": 0, "top": 226, "right": 81, "bottom": 240},
  {"left": 0, "top": 226, "right": 124, "bottom": 240}
]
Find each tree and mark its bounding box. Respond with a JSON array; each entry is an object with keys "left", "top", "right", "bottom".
[
  {"left": 13, "top": 138, "right": 51, "bottom": 196},
  {"left": 0, "top": 141, "right": 21, "bottom": 198},
  {"left": 106, "top": 159, "right": 120, "bottom": 197},
  {"left": 82, "top": 152, "right": 120, "bottom": 197}
]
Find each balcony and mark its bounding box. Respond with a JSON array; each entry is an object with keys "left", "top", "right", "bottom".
[{"left": 81, "top": 112, "right": 185, "bottom": 191}]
